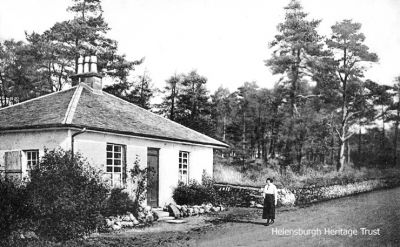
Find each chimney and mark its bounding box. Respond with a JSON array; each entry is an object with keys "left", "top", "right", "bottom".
[{"left": 71, "top": 55, "right": 103, "bottom": 90}]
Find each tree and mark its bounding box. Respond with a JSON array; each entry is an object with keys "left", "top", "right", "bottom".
[
  {"left": 0, "top": 39, "right": 51, "bottom": 107},
  {"left": 387, "top": 76, "right": 400, "bottom": 166},
  {"left": 265, "top": 0, "right": 325, "bottom": 170},
  {"left": 159, "top": 71, "right": 213, "bottom": 135},
  {"left": 103, "top": 71, "right": 155, "bottom": 109},
  {"left": 211, "top": 86, "right": 232, "bottom": 141},
  {"left": 326, "top": 19, "right": 378, "bottom": 171},
  {"left": 159, "top": 74, "right": 181, "bottom": 120},
  {"left": 23, "top": 0, "right": 142, "bottom": 94},
  {"left": 131, "top": 71, "right": 154, "bottom": 110},
  {"left": 265, "top": 0, "right": 324, "bottom": 116},
  {"left": 176, "top": 71, "right": 213, "bottom": 135}
]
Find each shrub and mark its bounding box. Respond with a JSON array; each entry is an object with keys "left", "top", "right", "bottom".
[
  {"left": 129, "top": 155, "right": 154, "bottom": 216},
  {"left": 101, "top": 188, "right": 135, "bottom": 217},
  {"left": 0, "top": 177, "right": 30, "bottom": 241},
  {"left": 172, "top": 171, "right": 219, "bottom": 205},
  {"left": 26, "top": 149, "right": 109, "bottom": 241}
]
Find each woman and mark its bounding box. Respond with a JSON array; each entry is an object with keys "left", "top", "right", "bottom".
[{"left": 262, "top": 178, "right": 277, "bottom": 225}]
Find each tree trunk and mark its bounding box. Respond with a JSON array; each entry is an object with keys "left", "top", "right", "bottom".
[
  {"left": 347, "top": 140, "right": 351, "bottom": 165},
  {"left": 358, "top": 127, "right": 362, "bottom": 167},
  {"left": 394, "top": 101, "right": 400, "bottom": 166},
  {"left": 338, "top": 140, "right": 346, "bottom": 172},
  {"left": 222, "top": 115, "right": 226, "bottom": 141}
]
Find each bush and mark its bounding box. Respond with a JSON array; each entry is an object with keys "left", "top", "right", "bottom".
[
  {"left": 101, "top": 188, "right": 135, "bottom": 217},
  {"left": 129, "top": 156, "right": 154, "bottom": 217},
  {"left": 26, "top": 149, "right": 109, "bottom": 241},
  {"left": 172, "top": 171, "right": 219, "bottom": 205},
  {"left": 0, "top": 177, "right": 30, "bottom": 241}
]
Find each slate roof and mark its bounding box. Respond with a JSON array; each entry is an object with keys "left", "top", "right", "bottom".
[{"left": 0, "top": 84, "right": 228, "bottom": 148}]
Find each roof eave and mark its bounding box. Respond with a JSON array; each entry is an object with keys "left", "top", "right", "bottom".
[{"left": 0, "top": 124, "right": 229, "bottom": 149}]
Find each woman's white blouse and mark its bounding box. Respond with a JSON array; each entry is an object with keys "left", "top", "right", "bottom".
[{"left": 262, "top": 183, "right": 278, "bottom": 202}]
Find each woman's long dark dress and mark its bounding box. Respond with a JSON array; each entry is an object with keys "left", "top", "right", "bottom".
[{"left": 262, "top": 194, "right": 275, "bottom": 220}]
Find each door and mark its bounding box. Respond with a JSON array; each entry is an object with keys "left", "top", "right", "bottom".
[{"left": 147, "top": 148, "right": 159, "bottom": 207}]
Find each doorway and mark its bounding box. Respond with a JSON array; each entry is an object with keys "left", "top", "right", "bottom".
[{"left": 147, "top": 148, "right": 159, "bottom": 207}]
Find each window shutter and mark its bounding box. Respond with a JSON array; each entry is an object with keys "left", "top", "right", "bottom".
[
  {"left": 5, "top": 150, "right": 22, "bottom": 180},
  {"left": 122, "top": 145, "right": 127, "bottom": 185}
]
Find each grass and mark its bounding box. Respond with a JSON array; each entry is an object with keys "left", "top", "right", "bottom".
[{"left": 213, "top": 161, "right": 400, "bottom": 189}]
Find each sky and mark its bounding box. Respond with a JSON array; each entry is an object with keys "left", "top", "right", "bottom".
[{"left": 0, "top": 0, "right": 399, "bottom": 93}]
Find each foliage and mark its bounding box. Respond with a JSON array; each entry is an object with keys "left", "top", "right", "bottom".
[
  {"left": 129, "top": 155, "right": 154, "bottom": 216},
  {"left": 0, "top": 177, "right": 30, "bottom": 241},
  {"left": 103, "top": 71, "right": 155, "bottom": 109},
  {"left": 172, "top": 171, "right": 219, "bottom": 205},
  {"left": 26, "top": 149, "right": 109, "bottom": 241},
  {"left": 0, "top": 0, "right": 142, "bottom": 106},
  {"left": 158, "top": 70, "right": 214, "bottom": 135},
  {"left": 101, "top": 188, "right": 135, "bottom": 217}
]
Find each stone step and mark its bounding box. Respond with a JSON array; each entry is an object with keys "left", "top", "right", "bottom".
[
  {"left": 153, "top": 210, "right": 170, "bottom": 218},
  {"left": 157, "top": 216, "right": 175, "bottom": 221}
]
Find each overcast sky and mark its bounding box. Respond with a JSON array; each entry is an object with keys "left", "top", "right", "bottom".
[{"left": 1, "top": 0, "right": 399, "bottom": 92}]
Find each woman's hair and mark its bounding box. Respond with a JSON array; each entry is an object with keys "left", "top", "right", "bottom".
[{"left": 266, "top": 178, "right": 273, "bottom": 183}]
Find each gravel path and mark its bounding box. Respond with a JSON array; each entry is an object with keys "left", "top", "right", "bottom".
[{"left": 194, "top": 186, "right": 400, "bottom": 247}]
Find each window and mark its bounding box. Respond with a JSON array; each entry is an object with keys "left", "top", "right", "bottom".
[
  {"left": 178, "top": 151, "right": 189, "bottom": 184},
  {"left": 106, "top": 143, "right": 124, "bottom": 187},
  {"left": 25, "top": 150, "right": 39, "bottom": 170}
]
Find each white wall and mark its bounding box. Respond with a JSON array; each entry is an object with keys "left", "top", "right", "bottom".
[
  {"left": 0, "top": 129, "right": 70, "bottom": 178},
  {"left": 72, "top": 131, "right": 214, "bottom": 206},
  {"left": 0, "top": 129, "right": 215, "bottom": 206}
]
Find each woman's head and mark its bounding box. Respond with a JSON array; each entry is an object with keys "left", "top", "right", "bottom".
[{"left": 266, "top": 178, "right": 273, "bottom": 184}]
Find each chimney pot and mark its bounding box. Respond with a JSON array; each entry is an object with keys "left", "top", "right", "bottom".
[
  {"left": 71, "top": 55, "right": 102, "bottom": 91},
  {"left": 77, "top": 56, "right": 84, "bottom": 74},
  {"left": 90, "top": 56, "right": 98, "bottom": 73},
  {"left": 84, "top": 56, "right": 90, "bottom": 73}
]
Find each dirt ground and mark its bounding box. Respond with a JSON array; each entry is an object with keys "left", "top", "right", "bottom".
[{"left": 87, "top": 186, "right": 400, "bottom": 247}]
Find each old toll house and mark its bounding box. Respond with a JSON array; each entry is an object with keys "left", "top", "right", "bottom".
[{"left": 0, "top": 56, "right": 228, "bottom": 207}]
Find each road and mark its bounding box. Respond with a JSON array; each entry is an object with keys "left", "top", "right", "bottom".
[{"left": 193, "top": 186, "right": 400, "bottom": 247}]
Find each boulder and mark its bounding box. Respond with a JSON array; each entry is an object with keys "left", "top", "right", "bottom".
[
  {"left": 129, "top": 213, "right": 137, "bottom": 222},
  {"left": 23, "top": 231, "right": 38, "bottom": 240},
  {"left": 137, "top": 211, "right": 146, "bottom": 221},
  {"left": 193, "top": 207, "right": 200, "bottom": 215},
  {"left": 111, "top": 224, "right": 122, "bottom": 231},
  {"left": 121, "top": 215, "right": 131, "bottom": 221},
  {"left": 199, "top": 208, "right": 205, "bottom": 214},
  {"left": 146, "top": 214, "right": 154, "bottom": 223},
  {"left": 211, "top": 206, "right": 220, "bottom": 212},
  {"left": 278, "top": 188, "right": 296, "bottom": 206},
  {"left": 132, "top": 218, "right": 139, "bottom": 225},
  {"left": 120, "top": 221, "right": 134, "bottom": 228},
  {"left": 204, "top": 205, "right": 212, "bottom": 213},
  {"left": 105, "top": 218, "right": 114, "bottom": 227},
  {"left": 168, "top": 204, "right": 181, "bottom": 218},
  {"left": 181, "top": 206, "right": 188, "bottom": 215},
  {"left": 187, "top": 207, "right": 194, "bottom": 216},
  {"left": 152, "top": 211, "right": 159, "bottom": 221}
]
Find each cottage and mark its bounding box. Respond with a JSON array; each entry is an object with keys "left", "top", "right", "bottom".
[{"left": 0, "top": 56, "right": 228, "bottom": 207}]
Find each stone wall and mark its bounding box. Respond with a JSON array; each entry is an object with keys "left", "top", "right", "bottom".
[
  {"left": 293, "top": 176, "right": 400, "bottom": 205},
  {"left": 215, "top": 176, "right": 400, "bottom": 207}
]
